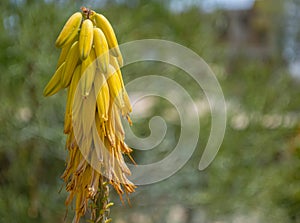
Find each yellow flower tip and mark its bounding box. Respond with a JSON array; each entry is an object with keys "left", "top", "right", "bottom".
[
  {"left": 127, "top": 153, "right": 136, "bottom": 165},
  {"left": 126, "top": 115, "right": 132, "bottom": 125}
]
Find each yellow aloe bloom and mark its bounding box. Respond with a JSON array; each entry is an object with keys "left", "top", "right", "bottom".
[{"left": 44, "top": 7, "right": 135, "bottom": 223}]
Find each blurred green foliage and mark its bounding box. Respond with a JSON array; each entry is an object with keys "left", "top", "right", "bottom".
[{"left": 1, "top": 0, "right": 300, "bottom": 222}]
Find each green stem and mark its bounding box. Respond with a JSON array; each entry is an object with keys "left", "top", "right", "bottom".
[{"left": 89, "top": 176, "right": 112, "bottom": 223}]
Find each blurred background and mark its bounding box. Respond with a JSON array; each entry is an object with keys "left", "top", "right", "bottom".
[{"left": 1, "top": 0, "right": 300, "bottom": 222}]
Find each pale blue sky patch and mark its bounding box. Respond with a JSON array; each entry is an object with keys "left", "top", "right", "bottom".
[{"left": 170, "top": 0, "right": 255, "bottom": 13}]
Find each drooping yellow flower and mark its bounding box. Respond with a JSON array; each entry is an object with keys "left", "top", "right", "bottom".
[{"left": 43, "top": 7, "right": 135, "bottom": 223}]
